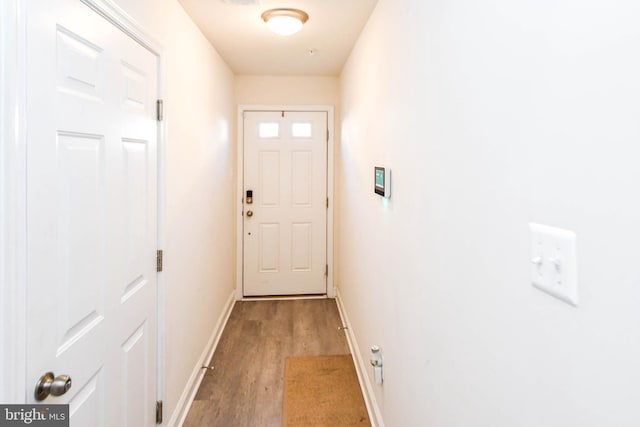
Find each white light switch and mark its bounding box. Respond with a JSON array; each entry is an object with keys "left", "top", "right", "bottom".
[{"left": 529, "top": 223, "right": 578, "bottom": 306}]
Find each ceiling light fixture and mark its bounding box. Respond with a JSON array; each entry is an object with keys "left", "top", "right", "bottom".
[{"left": 261, "top": 8, "right": 309, "bottom": 36}]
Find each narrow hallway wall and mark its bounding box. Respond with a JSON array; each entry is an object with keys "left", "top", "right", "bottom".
[
  {"left": 235, "top": 75, "right": 339, "bottom": 106},
  {"left": 111, "top": 0, "right": 236, "bottom": 423},
  {"left": 338, "top": 0, "right": 640, "bottom": 426}
]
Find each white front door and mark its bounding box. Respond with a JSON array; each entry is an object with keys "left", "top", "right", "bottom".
[
  {"left": 25, "top": 1, "right": 158, "bottom": 426},
  {"left": 243, "top": 111, "right": 328, "bottom": 296}
]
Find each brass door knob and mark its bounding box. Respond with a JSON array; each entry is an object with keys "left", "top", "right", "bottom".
[
  {"left": 246, "top": 210, "right": 253, "bottom": 217},
  {"left": 35, "top": 372, "right": 72, "bottom": 401}
]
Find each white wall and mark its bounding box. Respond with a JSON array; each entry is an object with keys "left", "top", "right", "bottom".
[
  {"left": 110, "top": 0, "right": 236, "bottom": 422},
  {"left": 339, "top": 0, "right": 640, "bottom": 426},
  {"left": 235, "top": 75, "right": 339, "bottom": 106}
]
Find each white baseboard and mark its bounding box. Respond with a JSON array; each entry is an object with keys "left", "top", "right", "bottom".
[
  {"left": 169, "top": 290, "right": 236, "bottom": 427},
  {"left": 335, "top": 289, "right": 385, "bottom": 427}
]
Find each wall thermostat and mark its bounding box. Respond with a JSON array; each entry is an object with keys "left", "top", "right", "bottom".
[{"left": 374, "top": 166, "right": 391, "bottom": 198}]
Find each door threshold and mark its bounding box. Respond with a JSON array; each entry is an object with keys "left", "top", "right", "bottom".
[{"left": 241, "top": 294, "right": 328, "bottom": 301}]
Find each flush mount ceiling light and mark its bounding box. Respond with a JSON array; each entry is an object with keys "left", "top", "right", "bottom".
[{"left": 261, "top": 8, "right": 309, "bottom": 36}]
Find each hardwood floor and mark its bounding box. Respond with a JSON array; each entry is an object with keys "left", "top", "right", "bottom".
[{"left": 183, "top": 299, "right": 351, "bottom": 427}]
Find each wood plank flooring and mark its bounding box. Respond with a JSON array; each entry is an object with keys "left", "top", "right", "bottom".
[{"left": 183, "top": 299, "right": 351, "bottom": 427}]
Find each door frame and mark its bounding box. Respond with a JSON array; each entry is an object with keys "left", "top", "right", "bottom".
[
  {"left": 1, "top": 0, "right": 28, "bottom": 404},
  {"left": 236, "top": 105, "right": 335, "bottom": 300},
  {"left": 0, "top": 0, "right": 168, "bottom": 406}
]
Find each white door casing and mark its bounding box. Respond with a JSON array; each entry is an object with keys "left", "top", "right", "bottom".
[
  {"left": 242, "top": 111, "right": 328, "bottom": 296},
  {"left": 1, "top": 0, "right": 28, "bottom": 405},
  {"left": 25, "top": 1, "right": 159, "bottom": 425}
]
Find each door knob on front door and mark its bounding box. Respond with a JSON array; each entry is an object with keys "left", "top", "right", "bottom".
[
  {"left": 34, "top": 372, "right": 72, "bottom": 401},
  {"left": 246, "top": 210, "right": 254, "bottom": 217}
]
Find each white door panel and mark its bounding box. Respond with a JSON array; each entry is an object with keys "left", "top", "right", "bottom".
[
  {"left": 25, "top": 1, "right": 158, "bottom": 425},
  {"left": 243, "top": 111, "right": 327, "bottom": 296}
]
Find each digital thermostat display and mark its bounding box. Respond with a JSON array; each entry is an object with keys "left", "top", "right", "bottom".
[{"left": 374, "top": 166, "right": 391, "bottom": 198}]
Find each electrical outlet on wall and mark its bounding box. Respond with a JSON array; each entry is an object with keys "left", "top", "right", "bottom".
[{"left": 529, "top": 223, "right": 579, "bottom": 306}]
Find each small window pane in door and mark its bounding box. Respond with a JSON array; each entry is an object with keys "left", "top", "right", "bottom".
[
  {"left": 291, "top": 122, "right": 312, "bottom": 138},
  {"left": 259, "top": 122, "right": 279, "bottom": 138}
]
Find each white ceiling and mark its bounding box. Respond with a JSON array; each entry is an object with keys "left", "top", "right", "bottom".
[{"left": 177, "top": 0, "right": 378, "bottom": 76}]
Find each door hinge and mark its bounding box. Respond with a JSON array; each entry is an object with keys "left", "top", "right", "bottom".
[
  {"left": 326, "top": 129, "right": 329, "bottom": 142},
  {"left": 156, "top": 99, "right": 164, "bottom": 121},
  {"left": 325, "top": 264, "right": 328, "bottom": 276},
  {"left": 326, "top": 197, "right": 329, "bottom": 209},
  {"left": 157, "top": 250, "right": 163, "bottom": 272},
  {"left": 156, "top": 400, "right": 163, "bottom": 424}
]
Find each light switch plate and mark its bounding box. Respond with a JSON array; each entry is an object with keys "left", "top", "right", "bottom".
[{"left": 529, "top": 223, "right": 578, "bottom": 306}]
